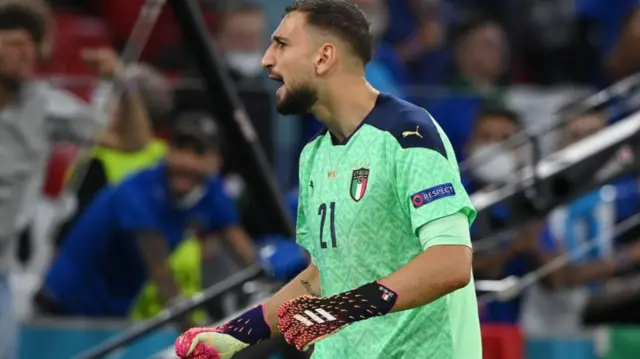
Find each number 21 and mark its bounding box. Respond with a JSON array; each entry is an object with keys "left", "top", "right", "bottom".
[{"left": 318, "top": 202, "right": 337, "bottom": 248}]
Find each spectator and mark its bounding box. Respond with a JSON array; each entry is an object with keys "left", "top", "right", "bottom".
[
  {"left": 450, "top": 13, "right": 507, "bottom": 98},
  {"left": 521, "top": 107, "right": 640, "bottom": 337},
  {"left": 463, "top": 106, "right": 520, "bottom": 187},
  {"left": 462, "top": 106, "right": 537, "bottom": 324},
  {"left": 355, "top": 0, "right": 408, "bottom": 98},
  {"left": 217, "top": 2, "right": 268, "bottom": 84},
  {"left": 382, "top": 0, "right": 453, "bottom": 85},
  {"left": 0, "top": 2, "right": 149, "bottom": 358},
  {"left": 427, "top": 13, "right": 509, "bottom": 160},
  {"left": 518, "top": 0, "right": 601, "bottom": 86},
  {"left": 35, "top": 113, "right": 258, "bottom": 329},
  {"left": 55, "top": 61, "right": 173, "bottom": 250}
]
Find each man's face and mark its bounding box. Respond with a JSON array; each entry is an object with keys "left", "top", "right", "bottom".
[
  {"left": 165, "top": 142, "right": 220, "bottom": 196},
  {"left": 561, "top": 112, "right": 606, "bottom": 147},
  {"left": 220, "top": 10, "right": 265, "bottom": 53},
  {"left": 467, "top": 114, "right": 519, "bottom": 184},
  {"left": 469, "top": 115, "right": 517, "bottom": 151},
  {"left": 459, "top": 24, "right": 506, "bottom": 79},
  {"left": 262, "top": 11, "right": 319, "bottom": 115},
  {"left": 0, "top": 29, "right": 37, "bottom": 85}
]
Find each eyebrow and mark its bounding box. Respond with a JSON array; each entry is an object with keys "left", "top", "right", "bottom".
[{"left": 272, "top": 35, "right": 289, "bottom": 44}]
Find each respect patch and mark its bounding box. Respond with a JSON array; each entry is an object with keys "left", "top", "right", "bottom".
[{"left": 410, "top": 183, "right": 455, "bottom": 209}]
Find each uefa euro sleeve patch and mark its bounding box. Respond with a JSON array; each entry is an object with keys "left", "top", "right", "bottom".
[{"left": 410, "top": 183, "right": 455, "bottom": 209}]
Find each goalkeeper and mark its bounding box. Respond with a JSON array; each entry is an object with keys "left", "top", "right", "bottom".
[{"left": 175, "top": 1, "right": 481, "bottom": 358}]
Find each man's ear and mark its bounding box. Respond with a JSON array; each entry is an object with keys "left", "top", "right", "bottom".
[{"left": 314, "top": 42, "right": 336, "bottom": 76}]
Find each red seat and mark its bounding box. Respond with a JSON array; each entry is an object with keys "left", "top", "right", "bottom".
[
  {"left": 93, "top": 0, "right": 179, "bottom": 61},
  {"left": 43, "top": 143, "right": 80, "bottom": 198},
  {"left": 38, "top": 11, "right": 111, "bottom": 75},
  {"left": 481, "top": 324, "right": 524, "bottom": 359},
  {"left": 37, "top": 11, "right": 110, "bottom": 100}
]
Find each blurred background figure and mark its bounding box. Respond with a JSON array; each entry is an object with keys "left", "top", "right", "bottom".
[
  {"left": 218, "top": 2, "right": 268, "bottom": 84},
  {"left": 521, "top": 104, "right": 640, "bottom": 338},
  {"left": 0, "top": 1, "right": 150, "bottom": 358},
  {"left": 52, "top": 61, "right": 173, "bottom": 253},
  {"left": 353, "top": 0, "right": 407, "bottom": 98},
  {"left": 35, "top": 113, "right": 257, "bottom": 329},
  {"left": 463, "top": 106, "right": 520, "bottom": 188},
  {"left": 461, "top": 106, "right": 538, "bottom": 325},
  {"left": 427, "top": 13, "right": 509, "bottom": 161}
]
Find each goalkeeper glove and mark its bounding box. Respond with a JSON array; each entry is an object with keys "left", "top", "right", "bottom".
[
  {"left": 277, "top": 281, "right": 398, "bottom": 351},
  {"left": 175, "top": 305, "right": 272, "bottom": 359}
]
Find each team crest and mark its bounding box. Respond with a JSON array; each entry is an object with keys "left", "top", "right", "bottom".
[{"left": 350, "top": 168, "right": 370, "bottom": 202}]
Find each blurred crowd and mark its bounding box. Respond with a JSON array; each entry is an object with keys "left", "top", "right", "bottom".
[{"left": 3, "top": 0, "right": 640, "bottom": 358}]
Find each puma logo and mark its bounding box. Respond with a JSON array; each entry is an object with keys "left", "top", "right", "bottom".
[{"left": 402, "top": 126, "right": 423, "bottom": 138}]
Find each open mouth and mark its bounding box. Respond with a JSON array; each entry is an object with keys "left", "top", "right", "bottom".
[{"left": 270, "top": 75, "right": 285, "bottom": 96}]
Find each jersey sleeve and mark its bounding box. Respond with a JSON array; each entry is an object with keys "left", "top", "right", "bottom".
[
  {"left": 393, "top": 140, "right": 476, "bottom": 236},
  {"left": 418, "top": 212, "right": 472, "bottom": 250}
]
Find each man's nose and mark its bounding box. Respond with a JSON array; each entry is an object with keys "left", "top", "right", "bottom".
[{"left": 261, "top": 47, "right": 274, "bottom": 69}]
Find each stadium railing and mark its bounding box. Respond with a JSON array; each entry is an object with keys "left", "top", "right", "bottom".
[{"left": 462, "top": 74, "right": 640, "bottom": 251}]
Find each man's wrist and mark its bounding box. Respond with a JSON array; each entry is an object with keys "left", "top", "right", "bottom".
[
  {"left": 338, "top": 281, "right": 398, "bottom": 323},
  {"left": 220, "top": 305, "right": 272, "bottom": 345}
]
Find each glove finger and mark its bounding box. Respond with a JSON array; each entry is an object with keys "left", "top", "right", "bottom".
[
  {"left": 187, "top": 331, "right": 217, "bottom": 356},
  {"left": 191, "top": 342, "right": 221, "bottom": 359},
  {"left": 176, "top": 328, "right": 209, "bottom": 355},
  {"left": 175, "top": 332, "right": 193, "bottom": 357}
]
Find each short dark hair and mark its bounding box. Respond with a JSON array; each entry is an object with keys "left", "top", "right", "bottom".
[
  {"left": 285, "top": 0, "right": 373, "bottom": 64},
  {"left": 451, "top": 12, "right": 498, "bottom": 46},
  {"left": 475, "top": 105, "right": 521, "bottom": 129},
  {"left": 0, "top": 1, "right": 50, "bottom": 51}
]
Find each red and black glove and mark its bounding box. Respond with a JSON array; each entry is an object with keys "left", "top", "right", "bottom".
[{"left": 277, "top": 282, "right": 398, "bottom": 351}]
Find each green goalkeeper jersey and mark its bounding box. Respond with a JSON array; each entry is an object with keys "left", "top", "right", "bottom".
[{"left": 295, "top": 94, "right": 482, "bottom": 359}]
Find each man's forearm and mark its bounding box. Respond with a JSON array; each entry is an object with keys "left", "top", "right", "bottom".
[
  {"left": 136, "top": 232, "right": 182, "bottom": 304},
  {"left": 151, "top": 265, "right": 183, "bottom": 304},
  {"left": 224, "top": 227, "right": 257, "bottom": 266},
  {"left": 262, "top": 263, "right": 320, "bottom": 335},
  {"left": 112, "top": 82, "right": 153, "bottom": 151},
  {"left": 550, "top": 258, "right": 619, "bottom": 288},
  {"left": 379, "top": 245, "right": 472, "bottom": 312}
]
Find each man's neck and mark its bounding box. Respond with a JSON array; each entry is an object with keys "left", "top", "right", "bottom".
[{"left": 312, "top": 77, "right": 379, "bottom": 142}]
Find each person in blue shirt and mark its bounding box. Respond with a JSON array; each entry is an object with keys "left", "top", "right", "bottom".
[
  {"left": 522, "top": 106, "right": 640, "bottom": 337},
  {"left": 382, "top": 0, "right": 457, "bottom": 86},
  {"left": 34, "top": 113, "right": 257, "bottom": 327},
  {"left": 426, "top": 13, "right": 509, "bottom": 161},
  {"left": 462, "top": 106, "right": 538, "bottom": 324}
]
